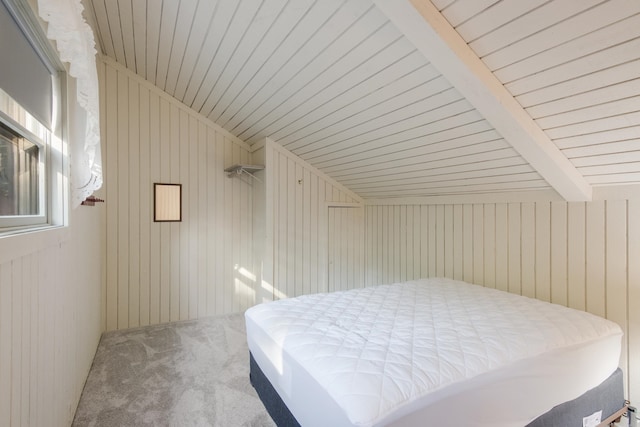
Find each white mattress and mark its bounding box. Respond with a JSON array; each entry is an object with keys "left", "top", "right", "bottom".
[{"left": 245, "top": 278, "right": 623, "bottom": 427}]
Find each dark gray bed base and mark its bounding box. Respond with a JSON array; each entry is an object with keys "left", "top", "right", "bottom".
[
  {"left": 250, "top": 352, "right": 627, "bottom": 427},
  {"left": 250, "top": 353, "right": 301, "bottom": 427},
  {"left": 527, "top": 367, "right": 625, "bottom": 427}
]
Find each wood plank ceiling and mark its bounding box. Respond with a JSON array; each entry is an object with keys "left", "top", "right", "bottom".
[{"left": 83, "top": 0, "right": 640, "bottom": 200}]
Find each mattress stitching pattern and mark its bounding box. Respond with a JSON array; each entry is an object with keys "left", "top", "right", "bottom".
[{"left": 246, "top": 278, "right": 622, "bottom": 426}]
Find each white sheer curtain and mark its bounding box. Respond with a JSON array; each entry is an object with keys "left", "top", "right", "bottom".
[{"left": 37, "top": 0, "right": 102, "bottom": 208}]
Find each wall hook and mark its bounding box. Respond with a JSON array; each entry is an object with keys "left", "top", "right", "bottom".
[{"left": 81, "top": 196, "right": 105, "bottom": 206}]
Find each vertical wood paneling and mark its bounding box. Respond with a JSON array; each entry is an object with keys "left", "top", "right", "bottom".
[
  {"left": 271, "top": 150, "right": 279, "bottom": 298},
  {"left": 462, "top": 205, "right": 473, "bottom": 282},
  {"left": 436, "top": 205, "right": 445, "bottom": 276},
  {"left": 586, "top": 201, "right": 606, "bottom": 317},
  {"left": 20, "top": 256, "right": 29, "bottom": 426},
  {"left": 139, "top": 85, "right": 151, "bottom": 327},
  {"left": 205, "top": 127, "right": 216, "bottom": 313},
  {"left": 214, "top": 132, "right": 225, "bottom": 314},
  {"left": 417, "top": 207, "right": 426, "bottom": 278},
  {"left": 400, "top": 206, "right": 407, "bottom": 282},
  {"left": 495, "top": 203, "right": 508, "bottom": 292},
  {"left": 303, "top": 169, "right": 311, "bottom": 296},
  {"left": 407, "top": 207, "right": 416, "bottom": 280},
  {"left": 277, "top": 152, "right": 287, "bottom": 296},
  {"left": 381, "top": 206, "right": 389, "bottom": 283},
  {"left": 428, "top": 205, "right": 436, "bottom": 277},
  {"left": 472, "top": 204, "right": 484, "bottom": 285},
  {"left": 101, "top": 58, "right": 254, "bottom": 329},
  {"left": 551, "top": 202, "right": 567, "bottom": 306},
  {"left": 507, "top": 203, "right": 520, "bottom": 295},
  {"left": 159, "top": 98, "right": 171, "bottom": 324},
  {"left": 453, "top": 205, "right": 463, "bottom": 280},
  {"left": 0, "top": 57, "right": 104, "bottom": 426},
  {"left": 295, "top": 164, "right": 304, "bottom": 295},
  {"left": 99, "top": 62, "right": 109, "bottom": 333},
  {"left": 328, "top": 207, "right": 365, "bottom": 291},
  {"left": 11, "top": 247, "right": 22, "bottom": 427},
  {"left": 393, "top": 206, "right": 400, "bottom": 281},
  {"left": 368, "top": 205, "right": 375, "bottom": 286},
  {"left": 251, "top": 145, "right": 268, "bottom": 303},
  {"left": 36, "top": 253, "right": 48, "bottom": 423},
  {"left": 28, "top": 255, "right": 37, "bottom": 426},
  {"left": 567, "top": 203, "right": 586, "bottom": 311},
  {"left": 521, "top": 203, "right": 535, "bottom": 299},
  {"left": 310, "top": 174, "right": 319, "bottom": 293},
  {"left": 232, "top": 144, "right": 246, "bottom": 313},
  {"left": 117, "top": 70, "right": 129, "bottom": 329},
  {"left": 196, "top": 120, "right": 207, "bottom": 317},
  {"left": 0, "top": 141, "right": 104, "bottom": 427},
  {"left": 405, "top": 207, "right": 412, "bottom": 281},
  {"left": 286, "top": 157, "right": 296, "bottom": 297},
  {"left": 40, "top": 250, "right": 52, "bottom": 422},
  {"left": 389, "top": 206, "right": 395, "bottom": 282},
  {"left": 628, "top": 199, "right": 640, "bottom": 403},
  {"left": 222, "top": 136, "right": 235, "bottom": 313},
  {"left": 365, "top": 196, "right": 638, "bottom": 399},
  {"left": 317, "top": 180, "right": 328, "bottom": 291},
  {"left": 179, "top": 110, "right": 189, "bottom": 320},
  {"left": 234, "top": 142, "right": 249, "bottom": 305},
  {"left": 483, "top": 204, "right": 495, "bottom": 287},
  {"left": 190, "top": 117, "right": 201, "bottom": 317},
  {"left": 104, "top": 62, "right": 118, "bottom": 331},
  {"left": 328, "top": 207, "right": 336, "bottom": 292},
  {"left": 241, "top": 151, "right": 253, "bottom": 305},
  {"left": 54, "top": 253, "right": 65, "bottom": 425},
  {"left": 606, "top": 200, "right": 628, "bottom": 392},
  {"left": 169, "top": 104, "right": 180, "bottom": 323},
  {"left": 261, "top": 141, "right": 364, "bottom": 297},
  {"left": 413, "top": 206, "right": 421, "bottom": 279},
  {"left": 0, "top": 264, "right": 11, "bottom": 427},
  {"left": 535, "top": 202, "right": 551, "bottom": 302},
  {"left": 128, "top": 78, "right": 140, "bottom": 328}
]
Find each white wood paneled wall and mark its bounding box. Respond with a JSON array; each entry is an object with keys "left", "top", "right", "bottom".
[
  {"left": 256, "top": 140, "right": 364, "bottom": 300},
  {"left": 100, "top": 57, "right": 254, "bottom": 331},
  {"left": 328, "top": 207, "right": 365, "bottom": 292},
  {"left": 0, "top": 209, "right": 104, "bottom": 427},
  {"left": 365, "top": 197, "right": 640, "bottom": 402},
  {"left": 0, "top": 65, "right": 105, "bottom": 426}
]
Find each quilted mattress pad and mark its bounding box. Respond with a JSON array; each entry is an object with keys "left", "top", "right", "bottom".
[{"left": 245, "top": 278, "right": 623, "bottom": 427}]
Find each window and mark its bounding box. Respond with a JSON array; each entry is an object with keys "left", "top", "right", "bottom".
[
  {"left": 0, "top": 121, "right": 45, "bottom": 221},
  {"left": 0, "top": 0, "right": 65, "bottom": 234}
]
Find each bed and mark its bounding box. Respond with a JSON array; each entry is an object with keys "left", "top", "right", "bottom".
[{"left": 245, "top": 278, "right": 627, "bottom": 427}]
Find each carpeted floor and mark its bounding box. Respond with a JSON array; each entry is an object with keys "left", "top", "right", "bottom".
[{"left": 72, "top": 313, "right": 275, "bottom": 427}]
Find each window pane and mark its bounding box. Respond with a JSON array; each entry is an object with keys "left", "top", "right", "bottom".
[{"left": 0, "top": 123, "right": 39, "bottom": 216}]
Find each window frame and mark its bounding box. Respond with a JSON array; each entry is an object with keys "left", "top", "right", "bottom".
[
  {"left": 0, "top": 0, "right": 67, "bottom": 236},
  {"left": 0, "top": 111, "right": 49, "bottom": 229}
]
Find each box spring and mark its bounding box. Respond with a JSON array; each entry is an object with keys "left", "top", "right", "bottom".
[{"left": 250, "top": 353, "right": 625, "bottom": 427}]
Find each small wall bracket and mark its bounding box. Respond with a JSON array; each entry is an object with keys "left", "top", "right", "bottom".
[
  {"left": 224, "top": 164, "right": 265, "bottom": 183},
  {"left": 81, "top": 196, "right": 105, "bottom": 206}
]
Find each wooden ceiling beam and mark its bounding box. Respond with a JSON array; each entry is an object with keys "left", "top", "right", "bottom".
[{"left": 373, "top": 0, "right": 592, "bottom": 201}]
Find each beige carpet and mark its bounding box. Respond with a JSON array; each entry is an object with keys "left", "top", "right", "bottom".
[{"left": 72, "top": 313, "right": 275, "bottom": 427}]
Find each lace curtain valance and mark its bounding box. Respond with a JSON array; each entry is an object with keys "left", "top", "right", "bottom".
[{"left": 37, "top": 0, "right": 102, "bottom": 208}]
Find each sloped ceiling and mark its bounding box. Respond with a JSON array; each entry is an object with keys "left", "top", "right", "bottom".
[{"left": 83, "top": 0, "right": 640, "bottom": 201}]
